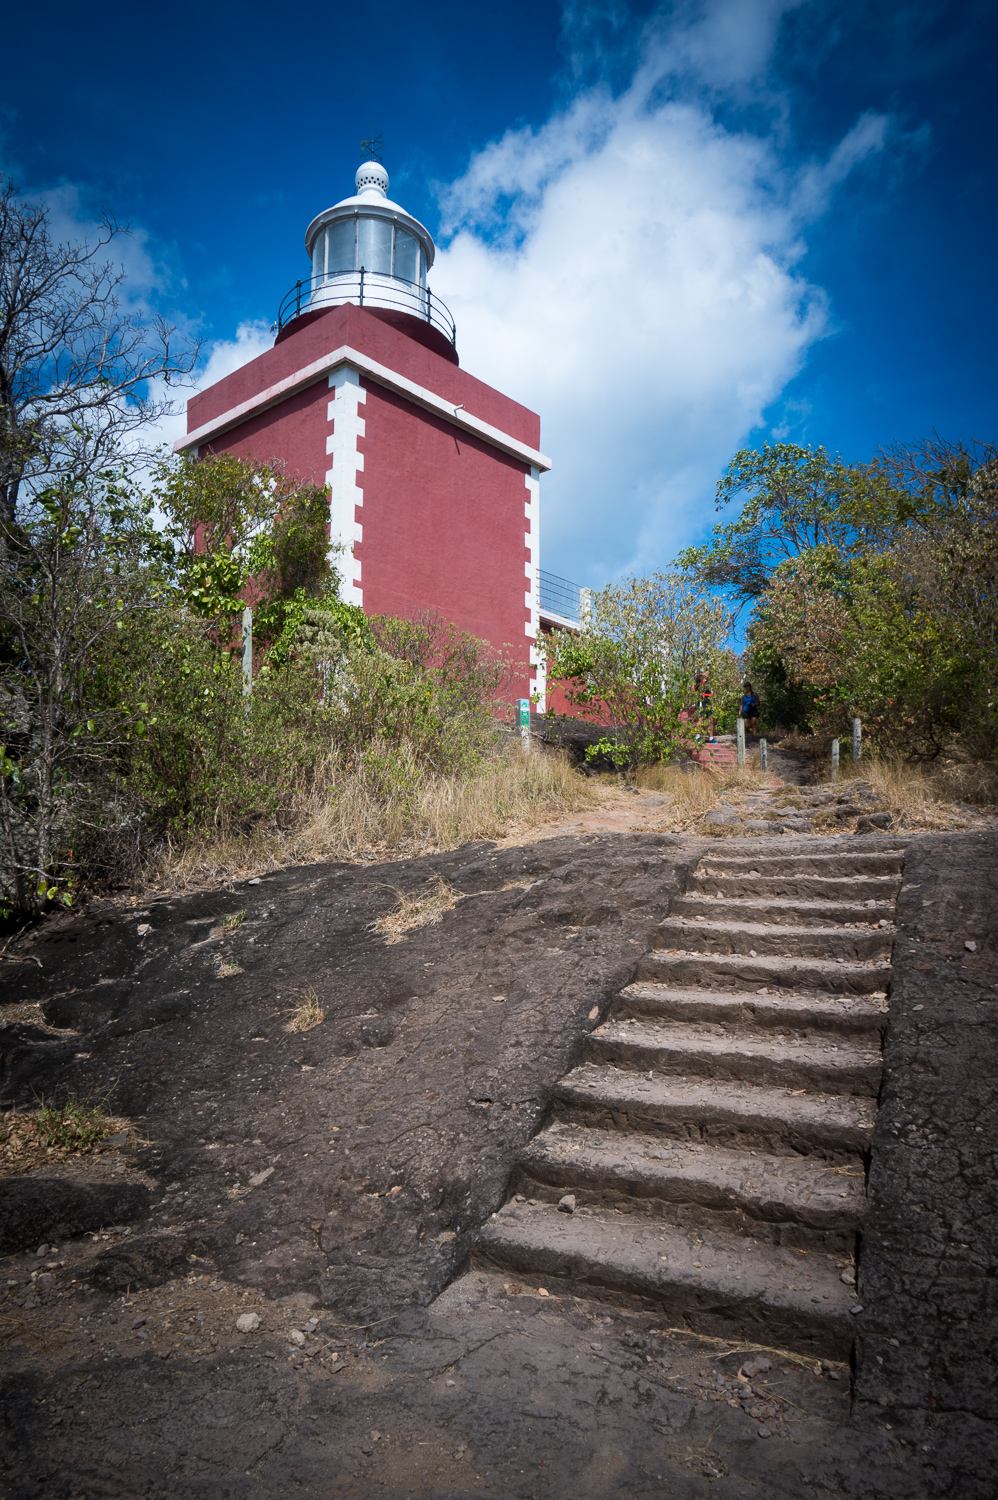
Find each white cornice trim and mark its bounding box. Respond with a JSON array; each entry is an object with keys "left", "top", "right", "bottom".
[
  {"left": 538, "top": 607, "right": 581, "bottom": 632},
  {"left": 175, "top": 342, "right": 552, "bottom": 472}
]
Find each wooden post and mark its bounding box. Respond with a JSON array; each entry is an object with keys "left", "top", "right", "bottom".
[
  {"left": 830, "top": 738, "right": 839, "bottom": 782},
  {"left": 736, "top": 717, "right": 746, "bottom": 768},
  {"left": 517, "top": 697, "right": 531, "bottom": 753},
  {"left": 852, "top": 718, "right": 862, "bottom": 764},
  {"left": 242, "top": 608, "right": 253, "bottom": 699},
  {"left": 759, "top": 737, "right": 768, "bottom": 771}
]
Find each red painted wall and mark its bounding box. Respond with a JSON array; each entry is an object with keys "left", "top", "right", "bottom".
[
  {"left": 356, "top": 378, "right": 531, "bottom": 684},
  {"left": 188, "top": 304, "right": 539, "bottom": 702},
  {"left": 203, "top": 379, "right": 328, "bottom": 486}
]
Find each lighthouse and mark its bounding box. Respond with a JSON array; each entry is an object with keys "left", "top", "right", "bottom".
[{"left": 176, "top": 158, "right": 552, "bottom": 705}]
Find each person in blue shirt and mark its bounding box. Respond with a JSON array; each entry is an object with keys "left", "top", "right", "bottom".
[{"left": 741, "top": 681, "right": 759, "bottom": 734}]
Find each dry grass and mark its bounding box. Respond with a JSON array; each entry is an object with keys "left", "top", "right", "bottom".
[
  {"left": 286, "top": 989, "right": 326, "bottom": 1033},
  {"left": 634, "top": 762, "right": 775, "bottom": 828},
  {"left": 784, "top": 756, "right": 997, "bottom": 830},
  {"left": 152, "top": 742, "right": 603, "bottom": 892},
  {"left": 776, "top": 735, "right": 998, "bottom": 806},
  {"left": 857, "top": 758, "right": 983, "bottom": 830},
  {"left": 372, "top": 876, "right": 461, "bottom": 944}
]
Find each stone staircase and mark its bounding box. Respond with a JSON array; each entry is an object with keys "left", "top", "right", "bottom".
[
  {"left": 475, "top": 843, "right": 904, "bottom": 1360},
  {"left": 689, "top": 736, "right": 739, "bottom": 769}
]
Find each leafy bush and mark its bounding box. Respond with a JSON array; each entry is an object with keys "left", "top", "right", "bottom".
[
  {"left": 543, "top": 571, "right": 741, "bottom": 766},
  {"left": 744, "top": 443, "right": 998, "bottom": 757},
  {"left": 680, "top": 438, "right": 998, "bottom": 759},
  {"left": 0, "top": 466, "right": 174, "bottom": 915}
]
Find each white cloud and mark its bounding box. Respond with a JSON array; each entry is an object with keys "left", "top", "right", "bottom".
[
  {"left": 40, "top": 181, "right": 166, "bottom": 313},
  {"left": 639, "top": 0, "right": 806, "bottom": 93},
  {"left": 146, "top": 321, "right": 275, "bottom": 457},
  {"left": 796, "top": 110, "right": 889, "bottom": 214},
  {"left": 431, "top": 1, "right": 888, "bottom": 586}
]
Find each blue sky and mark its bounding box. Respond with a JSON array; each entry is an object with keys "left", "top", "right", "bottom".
[{"left": 2, "top": 0, "right": 995, "bottom": 588}]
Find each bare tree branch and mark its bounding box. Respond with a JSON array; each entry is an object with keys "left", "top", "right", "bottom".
[{"left": 0, "top": 175, "right": 200, "bottom": 529}]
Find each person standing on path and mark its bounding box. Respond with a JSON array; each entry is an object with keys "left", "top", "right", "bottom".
[{"left": 741, "top": 681, "right": 759, "bottom": 735}]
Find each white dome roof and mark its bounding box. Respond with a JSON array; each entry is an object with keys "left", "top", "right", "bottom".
[
  {"left": 304, "top": 161, "right": 435, "bottom": 270},
  {"left": 355, "top": 161, "right": 390, "bottom": 199}
]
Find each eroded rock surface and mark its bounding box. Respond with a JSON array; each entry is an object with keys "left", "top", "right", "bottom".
[
  {"left": 852, "top": 832, "right": 998, "bottom": 1494},
  {"left": 2, "top": 834, "right": 696, "bottom": 1320},
  {"left": 0, "top": 829, "right": 994, "bottom": 1498}
]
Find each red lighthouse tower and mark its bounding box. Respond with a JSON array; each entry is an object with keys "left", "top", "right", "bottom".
[{"left": 176, "top": 158, "right": 551, "bottom": 703}]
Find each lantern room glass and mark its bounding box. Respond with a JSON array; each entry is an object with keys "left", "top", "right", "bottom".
[
  {"left": 393, "top": 227, "right": 418, "bottom": 284},
  {"left": 356, "top": 217, "right": 393, "bottom": 276},
  {"left": 325, "top": 218, "right": 355, "bottom": 276},
  {"left": 311, "top": 218, "right": 427, "bottom": 287}
]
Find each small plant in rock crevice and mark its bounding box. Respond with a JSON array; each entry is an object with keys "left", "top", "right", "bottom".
[
  {"left": 37, "top": 1095, "right": 115, "bottom": 1150},
  {"left": 372, "top": 877, "right": 462, "bottom": 944},
  {"left": 1, "top": 1096, "right": 123, "bottom": 1168},
  {"left": 286, "top": 989, "right": 326, "bottom": 1033}
]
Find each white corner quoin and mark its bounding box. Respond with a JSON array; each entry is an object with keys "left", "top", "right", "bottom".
[{"left": 325, "top": 368, "right": 367, "bottom": 606}]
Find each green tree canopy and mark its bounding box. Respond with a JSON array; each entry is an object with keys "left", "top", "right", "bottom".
[
  {"left": 151, "top": 450, "right": 334, "bottom": 629},
  {"left": 678, "top": 442, "right": 919, "bottom": 608},
  {"left": 544, "top": 571, "right": 740, "bottom": 766},
  {"left": 741, "top": 438, "right": 998, "bottom": 757}
]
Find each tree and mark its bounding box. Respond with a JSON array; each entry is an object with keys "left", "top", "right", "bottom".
[
  {"left": 744, "top": 439, "right": 998, "bottom": 757},
  {"left": 0, "top": 175, "right": 198, "bottom": 532},
  {"left": 0, "top": 465, "right": 169, "bottom": 915},
  {"left": 678, "top": 442, "right": 915, "bottom": 610},
  {"left": 151, "top": 449, "right": 333, "bottom": 633},
  {"left": 543, "top": 571, "right": 739, "bottom": 766},
  {"left": 0, "top": 178, "right": 199, "bottom": 915},
  {"left": 0, "top": 448, "right": 344, "bottom": 914}
]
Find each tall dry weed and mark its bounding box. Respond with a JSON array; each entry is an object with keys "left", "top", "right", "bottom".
[
  {"left": 634, "top": 762, "right": 773, "bottom": 825},
  {"left": 152, "top": 743, "right": 602, "bottom": 891},
  {"left": 858, "top": 757, "right": 995, "bottom": 828}
]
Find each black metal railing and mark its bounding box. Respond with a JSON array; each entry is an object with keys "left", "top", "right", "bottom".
[
  {"left": 538, "top": 570, "right": 588, "bottom": 624},
  {"left": 276, "top": 270, "right": 457, "bottom": 346}
]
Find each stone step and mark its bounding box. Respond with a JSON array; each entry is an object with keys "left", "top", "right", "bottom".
[
  {"left": 690, "top": 744, "right": 738, "bottom": 766},
  {"left": 690, "top": 872, "right": 902, "bottom": 900},
  {"left": 673, "top": 894, "right": 896, "bottom": 926},
  {"left": 652, "top": 917, "right": 893, "bottom": 962},
  {"left": 616, "top": 983, "right": 888, "bottom": 1041},
  {"left": 516, "top": 1124, "right": 867, "bottom": 1243},
  {"left": 585, "top": 1019, "right": 883, "bottom": 1096},
  {"left": 637, "top": 950, "right": 891, "bottom": 995},
  {"left": 551, "top": 1065, "right": 876, "bottom": 1160},
  {"left": 475, "top": 1201, "right": 858, "bottom": 1358},
  {"left": 694, "top": 849, "right": 905, "bottom": 877}
]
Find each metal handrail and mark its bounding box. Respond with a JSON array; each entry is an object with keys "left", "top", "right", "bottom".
[
  {"left": 538, "top": 570, "right": 587, "bottom": 623},
  {"left": 276, "top": 270, "right": 457, "bottom": 346}
]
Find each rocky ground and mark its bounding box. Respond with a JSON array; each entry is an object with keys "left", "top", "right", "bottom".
[{"left": 0, "top": 815, "right": 995, "bottom": 1498}]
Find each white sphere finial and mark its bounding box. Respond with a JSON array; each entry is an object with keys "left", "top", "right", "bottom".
[{"left": 355, "top": 161, "right": 389, "bottom": 199}]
